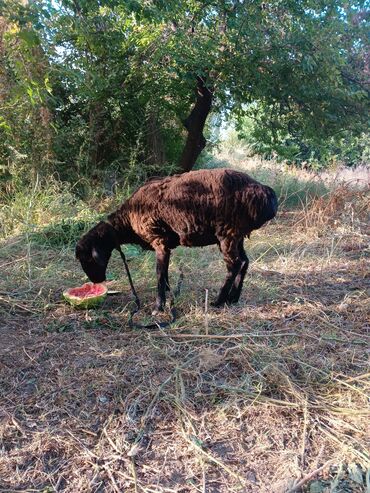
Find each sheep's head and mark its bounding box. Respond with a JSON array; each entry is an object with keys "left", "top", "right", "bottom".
[{"left": 76, "top": 222, "right": 117, "bottom": 283}]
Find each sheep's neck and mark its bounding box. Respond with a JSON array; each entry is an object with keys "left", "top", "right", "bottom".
[{"left": 107, "top": 209, "right": 149, "bottom": 249}]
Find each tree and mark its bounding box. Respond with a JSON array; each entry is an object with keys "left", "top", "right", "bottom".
[
  {"left": 0, "top": 0, "right": 368, "bottom": 183},
  {"left": 158, "top": 0, "right": 369, "bottom": 170},
  {"left": 0, "top": 0, "right": 53, "bottom": 188}
]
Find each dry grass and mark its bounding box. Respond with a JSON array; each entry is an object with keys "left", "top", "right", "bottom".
[
  {"left": 0, "top": 168, "right": 369, "bottom": 492},
  {"left": 212, "top": 150, "right": 370, "bottom": 191}
]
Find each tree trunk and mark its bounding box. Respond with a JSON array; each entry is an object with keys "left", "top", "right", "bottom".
[
  {"left": 146, "top": 112, "right": 166, "bottom": 167},
  {"left": 88, "top": 102, "right": 106, "bottom": 170},
  {"left": 178, "top": 76, "right": 213, "bottom": 172}
]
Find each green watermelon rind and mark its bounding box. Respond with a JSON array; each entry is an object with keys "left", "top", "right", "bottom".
[{"left": 63, "top": 284, "right": 108, "bottom": 309}]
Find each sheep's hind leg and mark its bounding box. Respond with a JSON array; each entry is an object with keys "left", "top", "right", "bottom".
[
  {"left": 212, "top": 238, "right": 242, "bottom": 307},
  {"left": 165, "top": 268, "right": 170, "bottom": 291},
  {"left": 153, "top": 247, "right": 171, "bottom": 313},
  {"left": 227, "top": 240, "right": 249, "bottom": 304}
]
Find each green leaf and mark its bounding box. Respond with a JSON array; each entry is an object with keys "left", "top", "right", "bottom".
[
  {"left": 0, "top": 118, "right": 11, "bottom": 133},
  {"left": 18, "top": 29, "right": 40, "bottom": 46},
  {"left": 44, "top": 76, "right": 53, "bottom": 94}
]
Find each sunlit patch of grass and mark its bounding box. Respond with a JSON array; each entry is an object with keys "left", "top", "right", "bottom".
[
  {"left": 248, "top": 167, "right": 329, "bottom": 209},
  {"left": 1, "top": 178, "right": 87, "bottom": 237},
  {"left": 30, "top": 218, "right": 99, "bottom": 249}
]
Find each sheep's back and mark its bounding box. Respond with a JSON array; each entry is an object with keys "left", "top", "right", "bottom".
[{"left": 125, "top": 168, "right": 276, "bottom": 244}]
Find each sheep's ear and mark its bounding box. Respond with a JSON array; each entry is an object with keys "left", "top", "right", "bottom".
[{"left": 92, "top": 247, "right": 105, "bottom": 267}]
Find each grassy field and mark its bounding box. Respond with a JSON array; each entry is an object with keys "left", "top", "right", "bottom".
[{"left": 0, "top": 157, "right": 369, "bottom": 492}]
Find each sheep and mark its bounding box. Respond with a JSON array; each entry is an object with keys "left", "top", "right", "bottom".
[{"left": 76, "top": 168, "right": 278, "bottom": 311}]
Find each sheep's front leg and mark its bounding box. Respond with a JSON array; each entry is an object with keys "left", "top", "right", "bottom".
[
  {"left": 212, "top": 238, "right": 242, "bottom": 307},
  {"left": 154, "top": 247, "right": 171, "bottom": 313}
]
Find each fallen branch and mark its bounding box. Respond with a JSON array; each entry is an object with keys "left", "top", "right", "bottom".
[{"left": 286, "top": 459, "right": 334, "bottom": 493}]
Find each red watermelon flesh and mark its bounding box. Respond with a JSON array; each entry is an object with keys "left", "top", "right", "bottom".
[
  {"left": 68, "top": 283, "right": 106, "bottom": 297},
  {"left": 63, "top": 282, "right": 108, "bottom": 308}
]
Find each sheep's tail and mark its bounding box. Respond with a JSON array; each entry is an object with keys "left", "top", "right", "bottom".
[{"left": 268, "top": 186, "right": 278, "bottom": 219}]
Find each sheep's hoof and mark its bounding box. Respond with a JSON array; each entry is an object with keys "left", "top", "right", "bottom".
[
  {"left": 226, "top": 297, "right": 239, "bottom": 305},
  {"left": 211, "top": 299, "right": 239, "bottom": 308},
  {"left": 210, "top": 300, "right": 224, "bottom": 308}
]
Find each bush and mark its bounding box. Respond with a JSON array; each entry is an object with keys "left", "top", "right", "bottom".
[{"left": 236, "top": 113, "right": 370, "bottom": 169}]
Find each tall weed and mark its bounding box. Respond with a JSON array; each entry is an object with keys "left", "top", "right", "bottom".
[{"left": 0, "top": 176, "right": 99, "bottom": 242}]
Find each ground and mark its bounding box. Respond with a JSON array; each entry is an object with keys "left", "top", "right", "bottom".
[{"left": 0, "top": 160, "right": 369, "bottom": 492}]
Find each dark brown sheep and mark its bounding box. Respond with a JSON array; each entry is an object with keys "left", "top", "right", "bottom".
[{"left": 76, "top": 168, "right": 278, "bottom": 311}]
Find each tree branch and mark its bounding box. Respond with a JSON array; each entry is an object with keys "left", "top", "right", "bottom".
[{"left": 178, "top": 76, "right": 213, "bottom": 172}]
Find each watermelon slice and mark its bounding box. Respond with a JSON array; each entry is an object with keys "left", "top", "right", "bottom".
[{"left": 63, "top": 282, "right": 108, "bottom": 308}]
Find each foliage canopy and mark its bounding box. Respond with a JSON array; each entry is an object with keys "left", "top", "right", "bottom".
[{"left": 0, "top": 0, "right": 368, "bottom": 190}]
